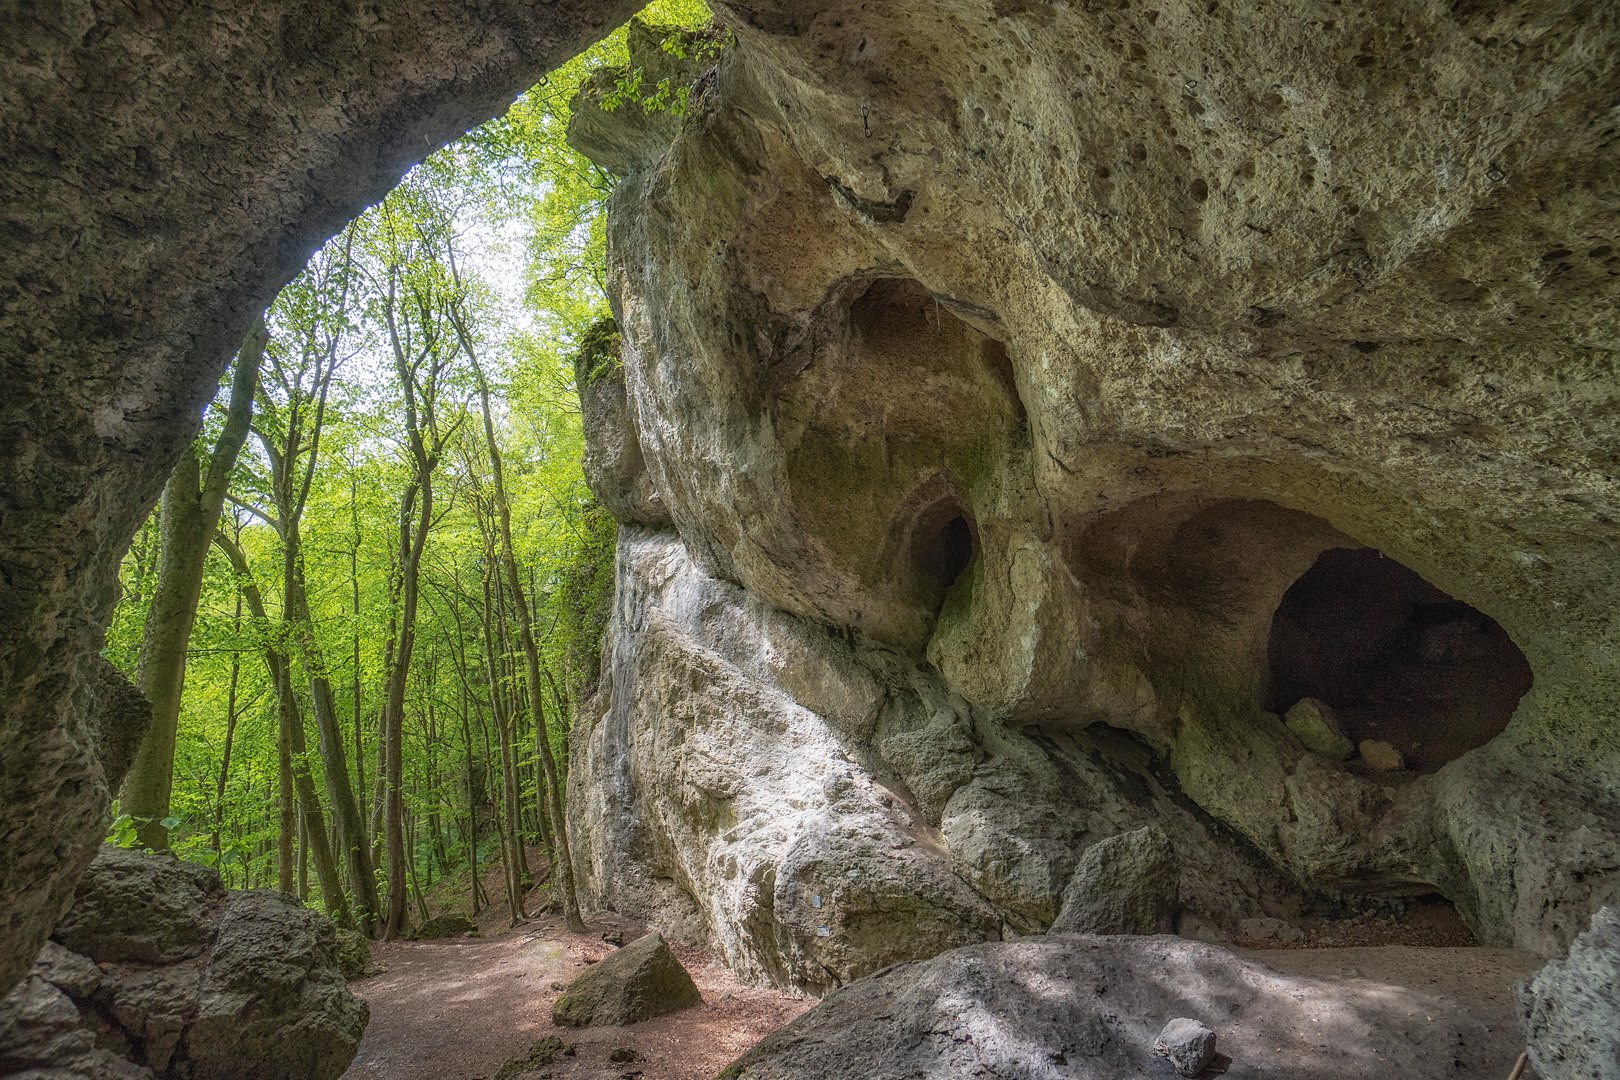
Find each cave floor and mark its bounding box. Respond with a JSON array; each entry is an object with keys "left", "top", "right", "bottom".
[
  {"left": 340, "top": 909, "right": 811, "bottom": 1080},
  {"left": 342, "top": 907, "right": 1542, "bottom": 1080}
]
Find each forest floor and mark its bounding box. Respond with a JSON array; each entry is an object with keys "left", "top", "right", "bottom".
[
  {"left": 342, "top": 859, "right": 1538, "bottom": 1080},
  {"left": 340, "top": 874, "right": 811, "bottom": 1080}
]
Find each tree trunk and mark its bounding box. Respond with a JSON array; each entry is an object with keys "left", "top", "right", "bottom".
[
  {"left": 282, "top": 525, "right": 382, "bottom": 933},
  {"left": 213, "top": 594, "right": 244, "bottom": 860},
  {"left": 277, "top": 692, "right": 296, "bottom": 895},
  {"left": 479, "top": 567, "right": 527, "bottom": 926},
  {"left": 469, "top": 364, "right": 586, "bottom": 931},
  {"left": 215, "top": 532, "right": 353, "bottom": 927},
  {"left": 122, "top": 322, "right": 265, "bottom": 848}
]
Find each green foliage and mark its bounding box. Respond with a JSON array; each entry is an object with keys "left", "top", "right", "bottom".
[
  {"left": 98, "top": 0, "right": 697, "bottom": 911},
  {"left": 559, "top": 502, "right": 620, "bottom": 701},
  {"left": 575, "top": 316, "right": 623, "bottom": 386},
  {"left": 598, "top": 20, "right": 734, "bottom": 117}
]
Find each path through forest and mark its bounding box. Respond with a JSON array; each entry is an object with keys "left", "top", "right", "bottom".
[{"left": 342, "top": 909, "right": 810, "bottom": 1080}]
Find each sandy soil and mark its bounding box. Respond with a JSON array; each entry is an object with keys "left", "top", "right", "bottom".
[
  {"left": 1233, "top": 946, "right": 1544, "bottom": 1078},
  {"left": 340, "top": 910, "right": 810, "bottom": 1080}
]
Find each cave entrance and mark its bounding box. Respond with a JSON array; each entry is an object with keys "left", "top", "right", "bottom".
[
  {"left": 910, "top": 502, "right": 978, "bottom": 613},
  {"left": 1265, "top": 547, "right": 1533, "bottom": 774}
]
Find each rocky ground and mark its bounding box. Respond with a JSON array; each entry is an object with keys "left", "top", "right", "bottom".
[
  {"left": 341, "top": 911, "right": 810, "bottom": 1080},
  {"left": 721, "top": 935, "right": 1546, "bottom": 1080},
  {"left": 339, "top": 887, "right": 1548, "bottom": 1080}
]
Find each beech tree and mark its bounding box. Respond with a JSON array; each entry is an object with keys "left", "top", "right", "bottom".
[{"left": 121, "top": 323, "right": 265, "bottom": 850}]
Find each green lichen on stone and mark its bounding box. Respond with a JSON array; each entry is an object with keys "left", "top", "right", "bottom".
[
  {"left": 560, "top": 500, "right": 619, "bottom": 698},
  {"left": 574, "top": 315, "right": 623, "bottom": 387},
  {"left": 494, "top": 1037, "right": 565, "bottom": 1080}
]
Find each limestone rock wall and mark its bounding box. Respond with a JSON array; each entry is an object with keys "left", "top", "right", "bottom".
[{"left": 566, "top": 0, "right": 1620, "bottom": 981}]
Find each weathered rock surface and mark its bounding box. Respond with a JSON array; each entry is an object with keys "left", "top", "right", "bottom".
[
  {"left": 551, "top": 931, "right": 701, "bottom": 1027},
  {"left": 563, "top": 0, "right": 1620, "bottom": 984},
  {"left": 52, "top": 846, "right": 225, "bottom": 965},
  {"left": 568, "top": 530, "right": 1290, "bottom": 991},
  {"left": 717, "top": 936, "right": 1532, "bottom": 1079},
  {"left": 1517, "top": 905, "right": 1620, "bottom": 1080},
  {"left": 333, "top": 929, "right": 374, "bottom": 981},
  {"left": 574, "top": 316, "right": 671, "bottom": 527},
  {"left": 0, "top": 0, "right": 641, "bottom": 997},
  {"left": 1153, "top": 1017, "right": 1217, "bottom": 1079},
  {"left": 0, "top": 847, "right": 367, "bottom": 1080},
  {"left": 1049, "top": 826, "right": 1178, "bottom": 936},
  {"left": 411, "top": 912, "right": 476, "bottom": 941}
]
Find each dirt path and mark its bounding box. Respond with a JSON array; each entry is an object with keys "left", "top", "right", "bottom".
[{"left": 341, "top": 912, "right": 810, "bottom": 1080}]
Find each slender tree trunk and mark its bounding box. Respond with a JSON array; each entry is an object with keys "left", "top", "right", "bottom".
[
  {"left": 213, "top": 594, "right": 244, "bottom": 860},
  {"left": 216, "top": 532, "right": 353, "bottom": 927},
  {"left": 122, "top": 322, "right": 265, "bottom": 848},
  {"left": 470, "top": 369, "right": 586, "bottom": 931},
  {"left": 297, "top": 812, "right": 309, "bottom": 902},
  {"left": 351, "top": 473, "right": 366, "bottom": 830},
  {"left": 282, "top": 526, "right": 381, "bottom": 933},
  {"left": 277, "top": 695, "right": 296, "bottom": 895},
  {"left": 479, "top": 568, "right": 526, "bottom": 926}
]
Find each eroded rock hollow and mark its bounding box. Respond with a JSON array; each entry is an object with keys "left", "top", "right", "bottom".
[{"left": 565, "top": 1, "right": 1620, "bottom": 995}]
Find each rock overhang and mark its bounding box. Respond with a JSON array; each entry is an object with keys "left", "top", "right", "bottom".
[{"left": 566, "top": 0, "right": 1619, "bottom": 965}]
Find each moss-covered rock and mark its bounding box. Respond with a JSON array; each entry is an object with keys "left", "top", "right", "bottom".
[{"left": 551, "top": 931, "right": 700, "bottom": 1027}]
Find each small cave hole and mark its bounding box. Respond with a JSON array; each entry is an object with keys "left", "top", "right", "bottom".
[
  {"left": 911, "top": 507, "right": 978, "bottom": 612},
  {"left": 1265, "top": 547, "right": 1532, "bottom": 774}
]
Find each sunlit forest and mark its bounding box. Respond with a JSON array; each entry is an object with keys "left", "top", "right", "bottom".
[{"left": 102, "top": 0, "right": 712, "bottom": 939}]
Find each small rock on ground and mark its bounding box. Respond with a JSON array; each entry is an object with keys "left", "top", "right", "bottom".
[{"left": 1153, "top": 1017, "right": 1216, "bottom": 1077}]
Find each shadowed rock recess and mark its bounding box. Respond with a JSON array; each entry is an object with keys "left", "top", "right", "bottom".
[
  {"left": 563, "top": 0, "right": 1620, "bottom": 1006},
  {"left": 0, "top": 0, "right": 639, "bottom": 996}
]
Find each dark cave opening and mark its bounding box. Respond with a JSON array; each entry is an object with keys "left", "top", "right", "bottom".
[
  {"left": 1265, "top": 547, "right": 1533, "bottom": 774},
  {"left": 911, "top": 505, "right": 978, "bottom": 612}
]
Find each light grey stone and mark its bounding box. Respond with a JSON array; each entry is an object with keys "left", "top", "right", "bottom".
[
  {"left": 559, "top": 0, "right": 1620, "bottom": 966},
  {"left": 1517, "top": 905, "right": 1620, "bottom": 1080},
  {"left": 1359, "top": 740, "right": 1405, "bottom": 772},
  {"left": 717, "top": 936, "right": 1529, "bottom": 1079},
  {"left": 1153, "top": 1017, "right": 1217, "bottom": 1077},
  {"left": 1283, "top": 699, "right": 1353, "bottom": 761}
]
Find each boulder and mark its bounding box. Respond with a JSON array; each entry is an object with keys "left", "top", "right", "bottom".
[
  {"left": 412, "top": 912, "right": 476, "bottom": 940},
  {"left": 184, "top": 890, "right": 370, "bottom": 1080},
  {"left": 52, "top": 845, "right": 225, "bottom": 964},
  {"left": 1049, "top": 827, "right": 1178, "bottom": 936},
  {"left": 1283, "top": 699, "right": 1353, "bottom": 761},
  {"left": 718, "top": 936, "right": 1530, "bottom": 1079},
  {"left": 551, "top": 931, "right": 700, "bottom": 1027},
  {"left": 333, "top": 929, "right": 373, "bottom": 981},
  {"left": 3, "top": 849, "right": 366, "bottom": 1080},
  {"left": 1517, "top": 905, "right": 1620, "bottom": 1080},
  {"left": 494, "top": 1037, "right": 565, "bottom": 1080},
  {"left": 0, "top": 974, "right": 153, "bottom": 1080}
]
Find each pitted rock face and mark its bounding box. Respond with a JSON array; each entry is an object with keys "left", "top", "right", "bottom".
[
  {"left": 0, "top": 850, "right": 366, "bottom": 1080},
  {"left": 565, "top": 0, "right": 1619, "bottom": 977},
  {"left": 53, "top": 845, "right": 226, "bottom": 966}
]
